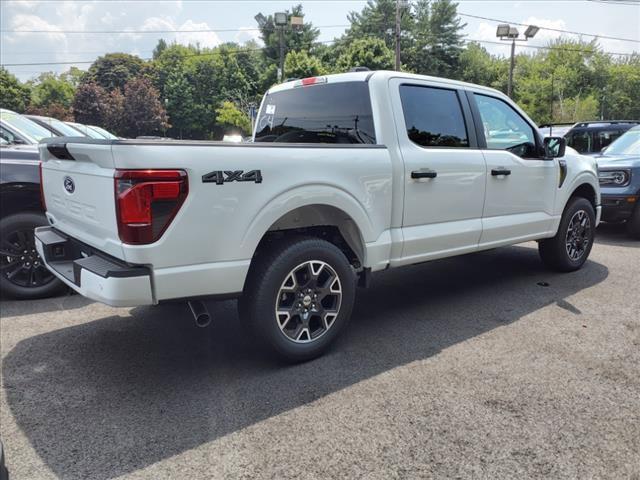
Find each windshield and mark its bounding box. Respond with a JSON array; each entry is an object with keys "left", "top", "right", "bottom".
[
  {"left": 67, "top": 122, "right": 107, "bottom": 139},
  {"left": 89, "top": 125, "right": 118, "bottom": 139},
  {"left": 44, "top": 117, "right": 88, "bottom": 137},
  {"left": 0, "top": 111, "right": 54, "bottom": 142},
  {"left": 254, "top": 81, "right": 376, "bottom": 144},
  {"left": 604, "top": 127, "right": 640, "bottom": 155}
]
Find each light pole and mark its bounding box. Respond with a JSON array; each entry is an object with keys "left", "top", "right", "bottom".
[
  {"left": 274, "top": 12, "right": 288, "bottom": 83},
  {"left": 394, "top": 0, "right": 408, "bottom": 71},
  {"left": 496, "top": 23, "right": 539, "bottom": 98}
]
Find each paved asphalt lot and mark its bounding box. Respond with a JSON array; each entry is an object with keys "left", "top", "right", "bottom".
[{"left": 1, "top": 224, "right": 638, "bottom": 480}]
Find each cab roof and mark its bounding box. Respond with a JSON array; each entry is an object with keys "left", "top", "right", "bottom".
[{"left": 267, "top": 70, "right": 504, "bottom": 98}]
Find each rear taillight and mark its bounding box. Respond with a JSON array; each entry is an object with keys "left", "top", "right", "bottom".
[
  {"left": 114, "top": 169, "right": 188, "bottom": 245},
  {"left": 39, "top": 161, "right": 46, "bottom": 210}
]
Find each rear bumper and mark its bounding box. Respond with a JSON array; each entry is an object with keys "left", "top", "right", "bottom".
[{"left": 34, "top": 226, "right": 154, "bottom": 307}]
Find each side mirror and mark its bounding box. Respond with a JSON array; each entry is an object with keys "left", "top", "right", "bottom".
[{"left": 543, "top": 136, "right": 566, "bottom": 159}]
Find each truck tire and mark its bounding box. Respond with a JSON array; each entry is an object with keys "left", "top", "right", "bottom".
[
  {"left": 240, "top": 236, "right": 357, "bottom": 362},
  {"left": 539, "top": 197, "right": 595, "bottom": 272},
  {"left": 0, "top": 212, "right": 66, "bottom": 299},
  {"left": 626, "top": 204, "right": 640, "bottom": 240}
]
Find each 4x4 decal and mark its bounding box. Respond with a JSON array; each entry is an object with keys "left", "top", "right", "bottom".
[{"left": 202, "top": 170, "right": 263, "bottom": 185}]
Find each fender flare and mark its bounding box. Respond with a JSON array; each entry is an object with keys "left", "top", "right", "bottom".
[{"left": 239, "top": 183, "right": 375, "bottom": 259}]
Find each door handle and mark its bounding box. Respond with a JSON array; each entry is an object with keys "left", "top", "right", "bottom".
[
  {"left": 491, "top": 168, "right": 511, "bottom": 176},
  {"left": 411, "top": 169, "right": 437, "bottom": 179}
]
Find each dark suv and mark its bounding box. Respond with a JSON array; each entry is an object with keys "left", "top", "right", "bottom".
[
  {"left": 564, "top": 120, "right": 640, "bottom": 155},
  {"left": 565, "top": 121, "right": 639, "bottom": 155}
]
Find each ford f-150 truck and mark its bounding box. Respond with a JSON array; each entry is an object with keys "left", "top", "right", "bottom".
[{"left": 35, "top": 71, "right": 601, "bottom": 361}]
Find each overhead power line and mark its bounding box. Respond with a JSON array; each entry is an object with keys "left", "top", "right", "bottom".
[
  {"left": 2, "top": 35, "right": 635, "bottom": 68},
  {"left": 459, "top": 12, "right": 640, "bottom": 44},
  {"left": 0, "top": 24, "right": 350, "bottom": 34}
]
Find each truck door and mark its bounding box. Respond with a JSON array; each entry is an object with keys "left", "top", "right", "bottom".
[
  {"left": 468, "top": 92, "right": 558, "bottom": 247},
  {"left": 389, "top": 79, "right": 487, "bottom": 265}
]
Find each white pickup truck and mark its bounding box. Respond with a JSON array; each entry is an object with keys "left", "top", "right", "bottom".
[{"left": 35, "top": 70, "right": 600, "bottom": 361}]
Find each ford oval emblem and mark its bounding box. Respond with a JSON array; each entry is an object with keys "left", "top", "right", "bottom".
[{"left": 63, "top": 176, "right": 75, "bottom": 194}]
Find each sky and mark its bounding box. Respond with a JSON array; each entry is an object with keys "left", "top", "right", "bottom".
[{"left": 1, "top": 0, "right": 639, "bottom": 80}]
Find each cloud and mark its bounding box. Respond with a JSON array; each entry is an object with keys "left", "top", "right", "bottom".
[
  {"left": 234, "top": 27, "right": 263, "bottom": 45},
  {"left": 175, "top": 20, "right": 221, "bottom": 48},
  {"left": 4, "top": 13, "right": 67, "bottom": 45}
]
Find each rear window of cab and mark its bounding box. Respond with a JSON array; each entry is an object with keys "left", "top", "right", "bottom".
[{"left": 254, "top": 81, "right": 376, "bottom": 144}]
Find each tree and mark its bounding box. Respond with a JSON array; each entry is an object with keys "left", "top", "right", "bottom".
[
  {"left": 0, "top": 67, "right": 31, "bottom": 112},
  {"left": 121, "top": 78, "right": 170, "bottom": 137},
  {"left": 72, "top": 82, "right": 110, "bottom": 125},
  {"left": 164, "top": 69, "right": 196, "bottom": 139},
  {"left": 85, "top": 53, "right": 146, "bottom": 92},
  {"left": 153, "top": 39, "right": 168, "bottom": 60},
  {"left": 336, "top": 37, "right": 394, "bottom": 71},
  {"left": 284, "top": 50, "right": 325, "bottom": 78},
  {"left": 215, "top": 101, "right": 252, "bottom": 135},
  {"left": 29, "top": 72, "right": 75, "bottom": 110},
  {"left": 408, "top": 0, "right": 466, "bottom": 77}
]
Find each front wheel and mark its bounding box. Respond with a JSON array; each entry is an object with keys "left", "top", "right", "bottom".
[
  {"left": 0, "top": 212, "right": 66, "bottom": 299},
  {"left": 539, "top": 197, "right": 595, "bottom": 272},
  {"left": 239, "top": 237, "right": 356, "bottom": 362}
]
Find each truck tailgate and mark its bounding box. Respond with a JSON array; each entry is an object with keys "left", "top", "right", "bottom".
[{"left": 39, "top": 141, "right": 124, "bottom": 259}]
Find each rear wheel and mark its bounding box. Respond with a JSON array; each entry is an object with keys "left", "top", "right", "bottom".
[
  {"left": 239, "top": 237, "right": 356, "bottom": 362},
  {"left": 539, "top": 197, "right": 595, "bottom": 272},
  {"left": 0, "top": 212, "right": 66, "bottom": 299}
]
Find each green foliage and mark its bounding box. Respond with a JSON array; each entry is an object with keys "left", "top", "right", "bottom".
[
  {"left": 29, "top": 72, "right": 75, "bottom": 109},
  {"left": 336, "top": 38, "right": 394, "bottom": 72},
  {"left": 85, "top": 53, "right": 146, "bottom": 92},
  {"left": 285, "top": 50, "right": 325, "bottom": 78},
  {"left": 0, "top": 67, "right": 31, "bottom": 112},
  {"left": 215, "top": 101, "right": 252, "bottom": 135}
]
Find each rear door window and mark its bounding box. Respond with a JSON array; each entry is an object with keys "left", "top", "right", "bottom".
[
  {"left": 254, "top": 81, "right": 376, "bottom": 144},
  {"left": 399, "top": 85, "right": 469, "bottom": 148}
]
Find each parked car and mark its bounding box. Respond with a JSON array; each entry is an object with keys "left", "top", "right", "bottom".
[
  {"left": 565, "top": 121, "right": 640, "bottom": 155},
  {"left": 0, "top": 144, "right": 65, "bottom": 298},
  {"left": 64, "top": 121, "right": 108, "bottom": 139},
  {"left": 88, "top": 125, "right": 119, "bottom": 139},
  {"left": 25, "top": 115, "right": 88, "bottom": 138},
  {"left": 597, "top": 125, "right": 640, "bottom": 238},
  {"left": 538, "top": 123, "right": 573, "bottom": 138},
  {"left": 0, "top": 109, "right": 54, "bottom": 145},
  {"left": 35, "top": 71, "right": 600, "bottom": 361}
]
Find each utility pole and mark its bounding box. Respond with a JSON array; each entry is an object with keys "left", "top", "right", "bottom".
[
  {"left": 279, "top": 27, "right": 285, "bottom": 82},
  {"left": 395, "top": 0, "right": 401, "bottom": 71},
  {"left": 508, "top": 39, "right": 516, "bottom": 98}
]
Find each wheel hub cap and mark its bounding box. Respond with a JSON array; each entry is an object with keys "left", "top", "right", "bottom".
[
  {"left": 565, "top": 209, "right": 592, "bottom": 261},
  {"left": 275, "top": 260, "right": 342, "bottom": 344}
]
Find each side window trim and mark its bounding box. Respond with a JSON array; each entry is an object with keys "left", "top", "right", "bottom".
[
  {"left": 467, "top": 91, "right": 543, "bottom": 158},
  {"left": 399, "top": 83, "right": 473, "bottom": 150}
]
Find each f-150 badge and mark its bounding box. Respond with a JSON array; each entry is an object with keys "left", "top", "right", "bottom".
[{"left": 202, "top": 170, "right": 262, "bottom": 185}]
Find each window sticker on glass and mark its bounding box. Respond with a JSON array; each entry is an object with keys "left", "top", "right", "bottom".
[{"left": 265, "top": 104, "right": 276, "bottom": 115}]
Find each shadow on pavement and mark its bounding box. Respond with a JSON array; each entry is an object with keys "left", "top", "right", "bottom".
[
  {"left": 2, "top": 245, "right": 608, "bottom": 479},
  {"left": 0, "top": 291, "right": 92, "bottom": 318},
  {"left": 596, "top": 222, "right": 639, "bottom": 248}
]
